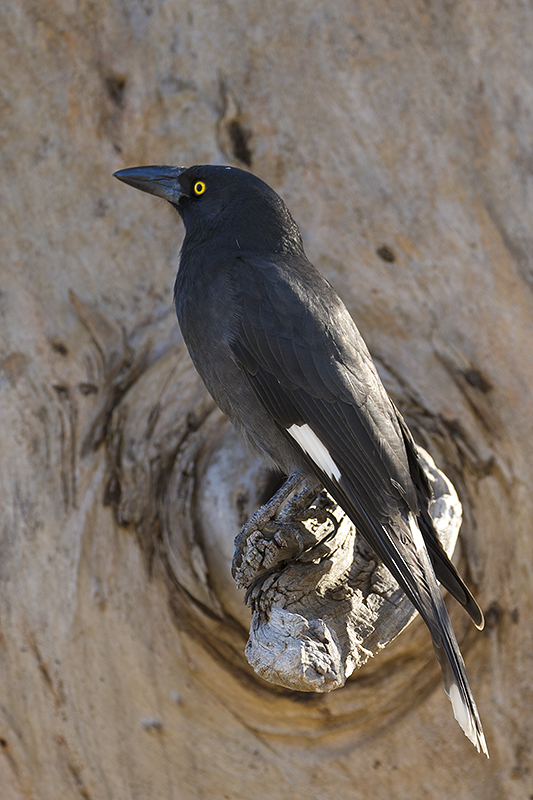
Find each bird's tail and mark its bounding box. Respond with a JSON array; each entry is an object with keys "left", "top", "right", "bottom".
[
  {"left": 393, "top": 513, "right": 489, "bottom": 756},
  {"left": 306, "top": 467, "right": 488, "bottom": 755},
  {"left": 432, "top": 624, "right": 489, "bottom": 756}
]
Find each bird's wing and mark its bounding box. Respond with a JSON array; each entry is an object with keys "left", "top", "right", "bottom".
[
  {"left": 231, "top": 252, "right": 419, "bottom": 517},
  {"left": 230, "top": 252, "right": 425, "bottom": 564},
  {"left": 231, "top": 252, "right": 483, "bottom": 626},
  {"left": 230, "top": 253, "right": 487, "bottom": 755}
]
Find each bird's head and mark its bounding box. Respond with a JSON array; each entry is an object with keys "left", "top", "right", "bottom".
[{"left": 113, "top": 164, "right": 304, "bottom": 255}]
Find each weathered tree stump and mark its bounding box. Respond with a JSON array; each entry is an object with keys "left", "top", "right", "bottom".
[{"left": 231, "top": 449, "right": 462, "bottom": 693}]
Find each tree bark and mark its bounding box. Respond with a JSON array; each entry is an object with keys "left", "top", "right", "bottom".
[
  {"left": 2, "top": 1, "right": 533, "bottom": 797},
  {"left": 232, "top": 448, "right": 463, "bottom": 693}
]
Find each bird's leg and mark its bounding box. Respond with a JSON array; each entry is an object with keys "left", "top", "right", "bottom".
[
  {"left": 232, "top": 471, "right": 323, "bottom": 588},
  {"left": 235, "top": 471, "right": 315, "bottom": 546},
  {"left": 275, "top": 477, "right": 324, "bottom": 525}
]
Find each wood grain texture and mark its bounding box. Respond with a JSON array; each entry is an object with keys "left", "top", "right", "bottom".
[
  {"left": 238, "top": 449, "right": 462, "bottom": 693},
  {"left": 1, "top": 0, "right": 532, "bottom": 797}
]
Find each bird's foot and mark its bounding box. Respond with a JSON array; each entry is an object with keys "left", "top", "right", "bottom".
[
  {"left": 242, "top": 505, "right": 341, "bottom": 608},
  {"left": 236, "top": 524, "right": 306, "bottom": 593},
  {"left": 232, "top": 473, "right": 325, "bottom": 592}
]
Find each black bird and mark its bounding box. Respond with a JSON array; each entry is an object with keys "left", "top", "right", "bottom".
[{"left": 114, "top": 164, "right": 488, "bottom": 755}]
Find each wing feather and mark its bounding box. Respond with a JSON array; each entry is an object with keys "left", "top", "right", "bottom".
[
  {"left": 231, "top": 252, "right": 482, "bottom": 624},
  {"left": 228, "top": 251, "right": 486, "bottom": 753}
]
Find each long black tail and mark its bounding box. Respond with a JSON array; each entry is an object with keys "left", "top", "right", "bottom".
[
  {"left": 320, "top": 472, "right": 489, "bottom": 756},
  {"left": 418, "top": 501, "right": 485, "bottom": 629}
]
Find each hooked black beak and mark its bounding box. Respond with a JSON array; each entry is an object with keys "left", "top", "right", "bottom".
[{"left": 113, "top": 165, "right": 187, "bottom": 204}]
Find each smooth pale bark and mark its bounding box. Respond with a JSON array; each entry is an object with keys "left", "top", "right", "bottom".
[{"left": 1, "top": 1, "right": 532, "bottom": 797}]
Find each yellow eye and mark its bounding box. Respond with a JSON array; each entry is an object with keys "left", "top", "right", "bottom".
[{"left": 193, "top": 180, "right": 206, "bottom": 196}]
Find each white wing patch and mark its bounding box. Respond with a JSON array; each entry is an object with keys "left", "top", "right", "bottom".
[
  {"left": 408, "top": 511, "right": 426, "bottom": 553},
  {"left": 288, "top": 423, "right": 341, "bottom": 481}
]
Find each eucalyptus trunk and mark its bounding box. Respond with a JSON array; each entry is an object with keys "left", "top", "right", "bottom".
[{"left": 1, "top": 2, "right": 531, "bottom": 797}]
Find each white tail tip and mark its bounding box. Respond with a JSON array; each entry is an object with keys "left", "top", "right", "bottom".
[{"left": 449, "top": 683, "right": 489, "bottom": 757}]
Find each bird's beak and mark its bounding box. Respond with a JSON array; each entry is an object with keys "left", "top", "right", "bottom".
[{"left": 113, "top": 165, "right": 187, "bottom": 204}]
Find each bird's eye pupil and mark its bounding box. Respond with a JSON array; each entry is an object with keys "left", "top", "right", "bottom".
[{"left": 194, "top": 181, "right": 206, "bottom": 196}]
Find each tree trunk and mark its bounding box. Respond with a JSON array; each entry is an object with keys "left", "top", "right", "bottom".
[{"left": 1, "top": 1, "right": 532, "bottom": 797}]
